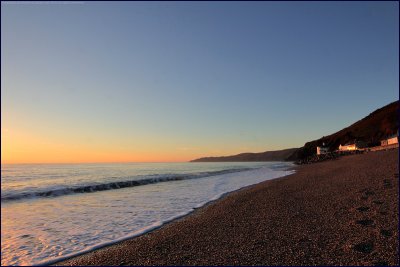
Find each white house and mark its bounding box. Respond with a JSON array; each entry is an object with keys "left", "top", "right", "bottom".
[
  {"left": 388, "top": 136, "right": 399, "bottom": 145},
  {"left": 381, "top": 136, "right": 399, "bottom": 146},
  {"left": 317, "top": 146, "right": 329, "bottom": 155},
  {"left": 338, "top": 144, "right": 357, "bottom": 151},
  {"left": 338, "top": 141, "right": 367, "bottom": 151}
]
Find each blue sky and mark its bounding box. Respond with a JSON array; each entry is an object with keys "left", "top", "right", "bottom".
[{"left": 1, "top": 1, "right": 399, "bottom": 162}]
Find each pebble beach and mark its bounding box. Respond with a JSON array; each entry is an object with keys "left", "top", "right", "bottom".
[{"left": 55, "top": 149, "right": 399, "bottom": 266}]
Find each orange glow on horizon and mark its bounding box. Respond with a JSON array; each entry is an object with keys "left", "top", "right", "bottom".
[
  {"left": 1, "top": 152, "right": 192, "bottom": 164},
  {"left": 1, "top": 144, "right": 196, "bottom": 164},
  {"left": 1, "top": 127, "right": 284, "bottom": 164},
  {"left": 1, "top": 128, "right": 201, "bottom": 164},
  {"left": 2, "top": 149, "right": 196, "bottom": 164}
]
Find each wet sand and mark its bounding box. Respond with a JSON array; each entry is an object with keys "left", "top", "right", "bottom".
[{"left": 54, "top": 149, "right": 399, "bottom": 266}]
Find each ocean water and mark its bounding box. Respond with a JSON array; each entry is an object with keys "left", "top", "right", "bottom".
[{"left": 1, "top": 162, "right": 295, "bottom": 266}]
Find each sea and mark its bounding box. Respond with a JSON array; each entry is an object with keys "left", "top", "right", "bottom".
[{"left": 1, "top": 162, "right": 295, "bottom": 266}]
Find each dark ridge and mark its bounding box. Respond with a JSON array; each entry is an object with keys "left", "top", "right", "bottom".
[
  {"left": 190, "top": 148, "right": 298, "bottom": 162},
  {"left": 190, "top": 100, "right": 398, "bottom": 162},
  {"left": 287, "top": 101, "right": 399, "bottom": 161}
]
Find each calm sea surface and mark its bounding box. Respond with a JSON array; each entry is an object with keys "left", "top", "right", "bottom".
[{"left": 1, "top": 162, "right": 294, "bottom": 266}]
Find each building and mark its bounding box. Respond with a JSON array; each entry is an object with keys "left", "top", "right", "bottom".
[
  {"left": 381, "top": 135, "right": 399, "bottom": 146},
  {"left": 317, "top": 146, "right": 329, "bottom": 155},
  {"left": 388, "top": 136, "right": 399, "bottom": 145},
  {"left": 338, "top": 144, "right": 357, "bottom": 151},
  {"left": 338, "top": 141, "right": 367, "bottom": 151}
]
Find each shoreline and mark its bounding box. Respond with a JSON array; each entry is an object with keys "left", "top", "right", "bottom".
[
  {"left": 54, "top": 150, "right": 398, "bottom": 266},
  {"left": 44, "top": 166, "right": 296, "bottom": 266}
]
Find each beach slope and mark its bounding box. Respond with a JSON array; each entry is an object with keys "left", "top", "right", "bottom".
[{"left": 55, "top": 149, "right": 399, "bottom": 266}]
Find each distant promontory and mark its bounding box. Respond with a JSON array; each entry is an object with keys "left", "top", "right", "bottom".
[
  {"left": 191, "top": 100, "right": 399, "bottom": 162},
  {"left": 190, "top": 148, "right": 298, "bottom": 162}
]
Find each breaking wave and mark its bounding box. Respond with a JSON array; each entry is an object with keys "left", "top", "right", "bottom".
[{"left": 1, "top": 168, "right": 253, "bottom": 202}]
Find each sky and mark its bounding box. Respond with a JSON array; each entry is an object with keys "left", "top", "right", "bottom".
[{"left": 1, "top": 1, "right": 399, "bottom": 163}]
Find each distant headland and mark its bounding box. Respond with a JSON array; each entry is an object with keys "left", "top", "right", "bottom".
[
  {"left": 191, "top": 100, "right": 399, "bottom": 162},
  {"left": 190, "top": 148, "right": 298, "bottom": 162}
]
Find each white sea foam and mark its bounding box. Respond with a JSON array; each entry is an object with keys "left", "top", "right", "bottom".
[{"left": 1, "top": 162, "right": 295, "bottom": 266}]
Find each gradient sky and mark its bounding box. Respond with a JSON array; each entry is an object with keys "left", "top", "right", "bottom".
[{"left": 1, "top": 1, "right": 399, "bottom": 163}]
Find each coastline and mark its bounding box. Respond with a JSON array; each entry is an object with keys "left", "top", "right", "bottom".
[
  {"left": 54, "top": 149, "right": 399, "bottom": 266},
  {"left": 39, "top": 165, "right": 295, "bottom": 266}
]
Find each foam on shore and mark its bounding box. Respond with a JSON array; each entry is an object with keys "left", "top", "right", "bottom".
[
  {"left": 2, "top": 163, "right": 295, "bottom": 266},
  {"left": 38, "top": 169, "right": 295, "bottom": 266}
]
